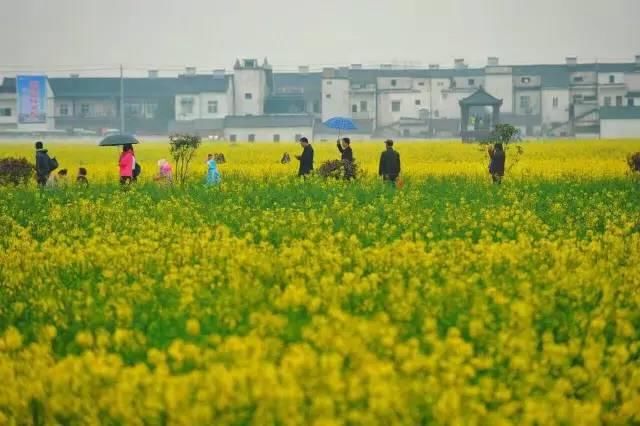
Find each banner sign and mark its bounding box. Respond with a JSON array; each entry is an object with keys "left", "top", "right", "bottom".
[{"left": 16, "top": 75, "right": 47, "bottom": 124}]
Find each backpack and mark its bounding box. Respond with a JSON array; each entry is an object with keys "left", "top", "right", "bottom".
[
  {"left": 49, "top": 157, "right": 59, "bottom": 173},
  {"left": 133, "top": 163, "right": 142, "bottom": 178}
]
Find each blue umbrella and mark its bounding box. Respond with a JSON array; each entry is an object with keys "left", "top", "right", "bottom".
[{"left": 324, "top": 117, "right": 357, "bottom": 131}]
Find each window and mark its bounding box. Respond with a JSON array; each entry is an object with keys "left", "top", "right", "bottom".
[
  {"left": 391, "top": 79, "right": 397, "bottom": 87},
  {"left": 180, "top": 97, "right": 194, "bottom": 115},
  {"left": 207, "top": 100, "right": 218, "bottom": 114},
  {"left": 415, "top": 99, "right": 421, "bottom": 106},
  {"left": 468, "top": 79, "right": 475, "bottom": 86},
  {"left": 604, "top": 96, "right": 612, "bottom": 106},
  {"left": 125, "top": 103, "right": 143, "bottom": 117},
  {"left": 352, "top": 104, "right": 358, "bottom": 113},
  {"left": 273, "top": 134, "right": 280, "bottom": 142},
  {"left": 325, "top": 94, "right": 332, "bottom": 99},
  {"left": 442, "top": 93, "right": 448, "bottom": 100},
  {"left": 434, "top": 110, "right": 440, "bottom": 118},
  {"left": 248, "top": 134, "right": 255, "bottom": 142},
  {"left": 360, "top": 101, "right": 368, "bottom": 112},
  {"left": 573, "top": 76, "right": 584, "bottom": 83},
  {"left": 521, "top": 77, "right": 531, "bottom": 84},
  {"left": 616, "top": 96, "right": 623, "bottom": 106},
  {"left": 418, "top": 81, "right": 425, "bottom": 86},
  {"left": 629, "top": 98, "right": 635, "bottom": 107},
  {"left": 59, "top": 104, "right": 69, "bottom": 116},
  {"left": 326, "top": 80, "right": 332, "bottom": 85},
  {"left": 552, "top": 97, "right": 559, "bottom": 108},
  {"left": 229, "top": 134, "right": 237, "bottom": 142},
  {"left": 437, "top": 81, "right": 444, "bottom": 87},
  {"left": 573, "top": 94, "right": 583, "bottom": 103},
  {"left": 313, "top": 101, "right": 321, "bottom": 113},
  {"left": 391, "top": 101, "right": 401, "bottom": 112},
  {"left": 520, "top": 96, "right": 531, "bottom": 109},
  {"left": 609, "top": 75, "right": 615, "bottom": 84},
  {"left": 402, "top": 129, "right": 410, "bottom": 137},
  {"left": 80, "top": 104, "right": 90, "bottom": 116},
  {"left": 0, "top": 108, "right": 11, "bottom": 117},
  {"left": 244, "top": 93, "right": 253, "bottom": 100}
]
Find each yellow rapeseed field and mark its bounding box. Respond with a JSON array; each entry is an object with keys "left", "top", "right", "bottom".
[{"left": 0, "top": 139, "right": 639, "bottom": 425}]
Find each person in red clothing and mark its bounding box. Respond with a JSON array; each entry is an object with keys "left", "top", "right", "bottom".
[{"left": 119, "top": 144, "right": 134, "bottom": 185}]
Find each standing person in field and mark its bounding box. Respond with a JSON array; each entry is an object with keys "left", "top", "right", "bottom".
[
  {"left": 119, "top": 144, "right": 134, "bottom": 185},
  {"left": 35, "top": 141, "right": 57, "bottom": 187},
  {"left": 295, "top": 137, "right": 314, "bottom": 177},
  {"left": 206, "top": 154, "right": 221, "bottom": 185},
  {"left": 488, "top": 143, "right": 506, "bottom": 184},
  {"left": 337, "top": 137, "right": 355, "bottom": 179},
  {"left": 378, "top": 139, "right": 401, "bottom": 184}
]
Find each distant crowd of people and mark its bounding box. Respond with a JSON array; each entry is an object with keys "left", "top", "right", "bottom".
[{"left": 33, "top": 138, "right": 506, "bottom": 188}]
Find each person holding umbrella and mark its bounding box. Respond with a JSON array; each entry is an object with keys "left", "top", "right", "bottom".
[
  {"left": 119, "top": 144, "right": 135, "bottom": 185},
  {"left": 337, "top": 137, "right": 355, "bottom": 179},
  {"left": 295, "top": 137, "right": 314, "bottom": 177}
]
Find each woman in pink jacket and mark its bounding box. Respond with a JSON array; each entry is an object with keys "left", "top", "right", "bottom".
[{"left": 119, "top": 144, "right": 134, "bottom": 184}]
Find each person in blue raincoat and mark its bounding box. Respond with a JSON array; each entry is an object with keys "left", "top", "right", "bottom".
[{"left": 206, "top": 153, "right": 221, "bottom": 185}]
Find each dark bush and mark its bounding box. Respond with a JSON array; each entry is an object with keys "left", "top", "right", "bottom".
[
  {"left": 0, "top": 157, "right": 34, "bottom": 186},
  {"left": 317, "top": 159, "right": 358, "bottom": 180},
  {"left": 627, "top": 152, "right": 640, "bottom": 173}
]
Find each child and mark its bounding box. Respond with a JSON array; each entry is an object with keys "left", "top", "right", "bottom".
[
  {"left": 206, "top": 154, "right": 221, "bottom": 185},
  {"left": 76, "top": 167, "right": 89, "bottom": 186},
  {"left": 154, "top": 159, "right": 173, "bottom": 184},
  {"left": 47, "top": 169, "right": 69, "bottom": 188}
]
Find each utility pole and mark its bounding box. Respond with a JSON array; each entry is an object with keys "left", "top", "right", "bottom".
[{"left": 119, "top": 64, "right": 125, "bottom": 133}]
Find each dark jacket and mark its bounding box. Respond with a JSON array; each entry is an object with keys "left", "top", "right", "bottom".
[
  {"left": 337, "top": 142, "right": 354, "bottom": 162},
  {"left": 298, "top": 145, "right": 314, "bottom": 176},
  {"left": 379, "top": 147, "right": 401, "bottom": 179},
  {"left": 489, "top": 150, "right": 506, "bottom": 175},
  {"left": 35, "top": 149, "right": 53, "bottom": 179}
]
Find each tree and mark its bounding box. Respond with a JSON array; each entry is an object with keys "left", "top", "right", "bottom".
[
  {"left": 169, "top": 134, "right": 201, "bottom": 186},
  {"left": 0, "top": 157, "right": 34, "bottom": 186},
  {"left": 485, "top": 123, "right": 524, "bottom": 172}
]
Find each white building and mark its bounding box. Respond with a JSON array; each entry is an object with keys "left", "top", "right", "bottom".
[
  {"left": 224, "top": 114, "right": 313, "bottom": 142},
  {"left": 0, "top": 77, "right": 56, "bottom": 132},
  {"left": 321, "top": 68, "right": 350, "bottom": 122},
  {"left": 600, "top": 107, "right": 640, "bottom": 138}
]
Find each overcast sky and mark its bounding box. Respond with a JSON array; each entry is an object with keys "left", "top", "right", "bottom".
[{"left": 1, "top": 0, "right": 639, "bottom": 76}]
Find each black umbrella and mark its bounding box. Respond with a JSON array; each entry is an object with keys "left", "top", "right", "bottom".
[{"left": 98, "top": 134, "right": 140, "bottom": 147}]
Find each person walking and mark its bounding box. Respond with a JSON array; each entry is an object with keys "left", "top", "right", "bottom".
[
  {"left": 295, "top": 137, "right": 314, "bottom": 177},
  {"left": 378, "top": 139, "right": 401, "bottom": 184},
  {"left": 337, "top": 137, "right": 355, "bottom": 179},
  {"left": 488, "top": 143, "right": 506, "bottom": 184},
  {"left": 35, "top": 141, "right": 57, "bottom": 187},
  {"left": 206, "top": 154, "right": 221, "bottom": 185},
  {"left": 119, "top": 144, "right": 134, "bottom": 185}
]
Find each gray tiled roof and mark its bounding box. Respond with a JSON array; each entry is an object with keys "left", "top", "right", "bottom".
[
  {"left": 599, "top": 106, "right": 640, "bottom": 120},
  {"left": 225, "top": 114, "right": 314, "bottom": 128},
  {"left": 460, "top": 88, "right": 502, "bottom": 106}
]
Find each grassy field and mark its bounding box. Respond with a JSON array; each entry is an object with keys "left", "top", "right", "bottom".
[{"left": 0, "top": 140, "right": 639, "bottom": 425}]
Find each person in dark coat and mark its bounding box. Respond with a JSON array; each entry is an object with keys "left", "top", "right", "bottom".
[
  {"left": 488, "top": 143, "right": 506, "bottom": 184},
  {"left": 35, "top": 141, "right": 56, "bottom": 187},
  {"left": 378, "top": 139, "right": 401, "bottom": 183},
  {"left": 295, "top": 137, "right": 314, "bottom": 177},
  {"left": 337, "top": 137, "right": 355, "bottom": 179}
]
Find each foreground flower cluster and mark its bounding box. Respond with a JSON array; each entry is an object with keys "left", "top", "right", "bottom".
[{"left": 0, "top": 140, "right": 639, "bottom": 425}]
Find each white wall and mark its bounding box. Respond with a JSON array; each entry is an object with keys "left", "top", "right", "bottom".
[
  {"left": 598, "top": 87, "right": 627, "bottom": 106},
  {"left": 597, "top": 72, "right": 624, "bottom": 85},
  {"left": 200, "top": 92, "right": 231, "bottom": 119},
  {"left": 224, "top": 126, "right": 313, "bottom": 142},
  {"left": 514, "top": 89, "right": 541, "bottom": 115},
  {"left": 321, "top": 78, "right": 350, "bottom": 121},
  {"left": 625, "top": 73, "right": 640, "bottom": 91},
  {"left": 541, "top": 89, "right": 570, "bottom": 124},
  {"left": 601, "top": 119, "right": 640, "bottom": 138},
  {"left": 485, "top": 74, "right": 513, "bottom": 113},
  {"left": 429, "top": 78, "right": 451, "bottom": 119},
  {"left": 234, "top": 68, "right": 267, "bottom": 116},
  {"left": 439, "top": 90, "right": 468, "bottom": 119},
  {"left": 349, "top": 92, "right": 376, "bottom": 120},
  {"left": 377, "top": 91, "right": 422, "bottom": 127}
]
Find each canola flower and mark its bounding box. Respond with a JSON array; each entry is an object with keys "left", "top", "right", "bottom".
[{"left": 0, "top": 140, "right": 639, "bottom": 425}]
